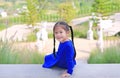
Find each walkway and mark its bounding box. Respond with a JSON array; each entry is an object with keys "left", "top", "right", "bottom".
[
  {"left": 103, "top": 13, "right": 120, "bottom": 36},
  {"left": 0, "top": 16, "right": 91, "bottom": 42},
  {"left": 0, "top": 24, "right": 31, "bottom": 42},
  {"left": 0, "top": 63, "right": 120, "bottom": 78},
  {"left": 1, "top": 13, "right": 120, "bottom": 41}
]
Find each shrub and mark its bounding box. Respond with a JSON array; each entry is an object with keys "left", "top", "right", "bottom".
[
  {"left": 58, "top": 2, "right": 76, "bottom": 23},
  {"left": 27, "top": 32, "right": 36, "bottom": 42},
  {"left": 0, "top": 23, "right": 6, "bottom": 31},
  {"left": 92, "top": 0, "right": 120, "bottom": 16},
  {"left": 88, "top": 45, "right": 120, "bottom": 64},
  {"left": 73, "top": 21, "right": 98, "bottom": 39},
  {"left": 73, "top": 22, "right": 88, "bottom": 38}
]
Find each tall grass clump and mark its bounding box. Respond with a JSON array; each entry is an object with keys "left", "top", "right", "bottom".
[
  {"left": 0, "top": 42, "right": 44, "bottom": 64},
  {"left": 73, "top": 21, "right": 98, "bottom": 39},
  {"left": 73, "top": 22, "right": 88, "bottom": 38},
  {"left": 88, "top": 44, "right": 120, "bottom": 64},
  {"left": 0, "top": 23, "right": 6, "bottom": 31},
  {"left": 27, "top": 32, "right": 36, "bottom": 42}
]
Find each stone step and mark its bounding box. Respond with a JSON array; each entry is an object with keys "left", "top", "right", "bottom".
[{"left": 0, "top": 63, "right": 120, "bottom": 78}]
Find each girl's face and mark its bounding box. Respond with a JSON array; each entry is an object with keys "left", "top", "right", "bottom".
[{"left": 54, "top": 25, "right": 69, "bottom": 43}]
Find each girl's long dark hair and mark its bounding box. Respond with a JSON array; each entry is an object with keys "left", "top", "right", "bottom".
[{"left": 53, "top": 21, "right": 76, "bottom": 59}]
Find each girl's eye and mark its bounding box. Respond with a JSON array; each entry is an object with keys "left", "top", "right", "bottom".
[
  {"left": 55, "top": 32, "right": 58, "bottom": 34},
  {"left": 60, "top": 32, "right": 62, "bottom": 33}
]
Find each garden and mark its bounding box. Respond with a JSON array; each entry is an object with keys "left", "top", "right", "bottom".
[{"left": 0, "top": 0, "right": 120, "bottom": 64}]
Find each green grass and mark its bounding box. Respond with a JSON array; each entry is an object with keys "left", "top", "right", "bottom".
[
  {"left": 73, "top": 21, "right": 88, "bottom": 38},
  {"left": 0, "top": 14, "right": 60, "bottom": 31},
  {"left": 104, "top": 36, "right": 120, "bottom": 40},
  {"left": 73, "top": 21, "right": 120, "bottom": 39},
  {"left": 27, "top": 32, "right": 36, "bottom": 42},
  {"left": 0, "top": 42, "right": 44, "bottom": 64},
  {"left": 26, "top": 29, "right": 54, "bottom": 42},
  {"left": 73, "top": 21, "right": 98, "bottom": 39},
  {"left": 88, "top": 45, "right": 120, "bottom": 64},
  {"left": 0, "top": 23, "right": 6, "bottom": 31}
]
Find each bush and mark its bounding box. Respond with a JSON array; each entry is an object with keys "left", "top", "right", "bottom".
[
  {"left": 92, "top": 0, "right": 120, "bottom": 16},
  {"left": 27, "top": 31, "right": 37, "bottom": 42},
  {"left": 73, "top": 21, "right": 98, "bottom": 39},
  {"left": 0, "top": 16, "right": 27, "bottom": 26},
  {"left": 73, "top": 22, "right": 88, "bottom": 38},
  {"left": 88, "top": 45, "right": 120, "bottom": 64},
  {"left": 0, "top": 23, "right": 6, "bottom": 31},
  {"left": 39, "top": 14, "right": 60, "bottom": 22},
  {"left": 58, "top": 2, "right": 76, "bottom": 23}
]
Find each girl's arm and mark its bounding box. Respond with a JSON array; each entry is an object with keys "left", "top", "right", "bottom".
[{"left": 65, "top": 46, "right": 75, "bottom": 75}]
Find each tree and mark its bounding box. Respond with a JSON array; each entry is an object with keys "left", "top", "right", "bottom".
[
  {"left": 26, "top": 0, "right": 39, "bottom": 26},
  {"left": 92, "top": 0, "right": 112, "bottom": 16},
  {"left": 58, "top": 2, "right": 76, "bottom": 23}
]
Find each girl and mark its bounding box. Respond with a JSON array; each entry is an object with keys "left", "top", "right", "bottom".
[{"left": 42, "top": 21, "right": 76, "bottom": 78}]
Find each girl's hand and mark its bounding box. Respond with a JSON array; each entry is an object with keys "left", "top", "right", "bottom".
[{"left": 61, "top": 71, "right": 71, "bottom": 78}]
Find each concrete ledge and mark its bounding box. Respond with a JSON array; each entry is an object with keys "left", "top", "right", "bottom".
[
  {"left": 74, "top": 64, "right": 120, "bottom": 78},
  {"left": 0, "top": 63, "right": 120, "bottom": 78}
]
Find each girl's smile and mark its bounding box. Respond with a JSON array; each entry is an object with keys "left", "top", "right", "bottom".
[{"left": 54, "top": 26, "right": 69, "bottom": 42}]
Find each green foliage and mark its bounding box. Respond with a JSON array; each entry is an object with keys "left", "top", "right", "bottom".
[
  {"left": 112, "top": 0, "right": 120, "bottom": 12},
  {"left": 27, "top": 31, "right": 37, "bottom": 42},
  {"left": 93, "top": 0, "right": 110, "bottom": 15},
  {"left": 77, "top": 0, "right": 93, "bottom": 17},
  {"left": 105, "top": 36, "right": 120, "bottom": 40},
  {"left": 73, "top": 22, "right": 87, "bottom": 38},
  {"left": 73, "top": 25, "right": 88, "bottom": 38},
  {"left": 8, "top": 16, "right": 27, "bottom": 25},
  {"left": 0, "top": 42, "right": 44, "bottom": 64},
  {"left": 48, "top": 32, "right": 53, "bottom": 38},
  {"left": 0, "top": 15, "right": 27, "bottom": 30},
  {"left": 92, "top": 0, "right": 119, "bottom": 16},
  {"left": 25, "top": 0, "right": 39, "bottom": 26},
  {"left": 39, "top": 14, "right": 60, "bottom": 22},
  {"left": 0, "top": 23, "right": 6, "bottom": 31},
  {"left": 73, "top": 21, "right": 98, "bottom": 39},
  {"left": 0, "top": 14, "right": 59, "bottom": 30},
  {"left": 88, "top": 45, "right": 120, "bottom": 64},
  {"left": 58, "top": 2, "right": 77, "bottom": 23}
]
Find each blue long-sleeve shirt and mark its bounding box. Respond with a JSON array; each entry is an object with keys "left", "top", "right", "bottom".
[{"left": 42, "top": 40, "right": 76, "bottom": 75}]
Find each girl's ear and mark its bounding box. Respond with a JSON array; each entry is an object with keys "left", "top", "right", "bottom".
[
  {"left": 66, "top": 31, "right": 70, "bottom": 34},
  {"left": 66, "top": 31, "right": 70, "bottom": 37}
]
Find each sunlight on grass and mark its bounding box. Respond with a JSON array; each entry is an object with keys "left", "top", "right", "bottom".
[
  {"left": 0, "top": 42, "right": 44, "bottom": 64},
  {"left": 88, "top": 44, "right": 120, "bottom": 64}
]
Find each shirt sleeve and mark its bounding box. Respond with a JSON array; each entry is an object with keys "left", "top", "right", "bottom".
[{"left": 65, "top": 46, "right": 75, "bottom": 75}]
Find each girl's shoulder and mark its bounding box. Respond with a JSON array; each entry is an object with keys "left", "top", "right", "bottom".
[{"left": 60, "top": 40, "right": 73, "bottom": 46}]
